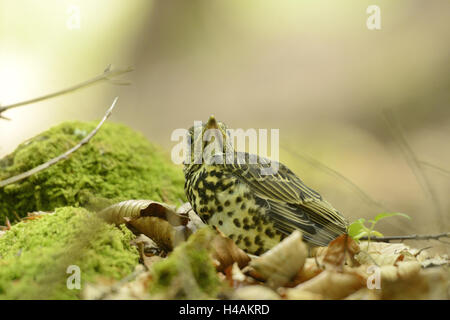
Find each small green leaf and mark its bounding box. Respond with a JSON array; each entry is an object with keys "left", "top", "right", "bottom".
[
  {"left": 374, "top": 212, "right": 411, "bottom": 222},
  {"left": 352, "top": 231, "right": 369, "bottom": 240},
  {"left": 368, "top": 230, "right": 384, "bottom": 237},
  {"left": 348, "top": 219, "right": 369, "bottom": 239}
]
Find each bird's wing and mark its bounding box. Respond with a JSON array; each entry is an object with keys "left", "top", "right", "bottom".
[{"left": 216, "top": 152, "right": 348, "bottom": 245}]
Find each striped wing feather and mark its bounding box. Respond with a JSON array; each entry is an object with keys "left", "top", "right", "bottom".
[{"left": 217, "top": 152, "right": 348, "bottom": 246}]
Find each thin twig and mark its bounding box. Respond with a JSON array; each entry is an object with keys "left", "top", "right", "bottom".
[
  {"left": 420, "top": 160, "right": 450, "bottom": 178},
  {"left": 0, "top": 65, "right": 131, "bottom": 119},
  {"left": 382, "top": 109, "right": 444, "bottom": 227},
  {"left": 0, "top": 97, "right": 119, "bottom": 188},
  {"left": 281, "top": 144, "right": 387, "bottom": 211},
  {"left": 360, "top": 232, "right": 450, "bottom": 242}
]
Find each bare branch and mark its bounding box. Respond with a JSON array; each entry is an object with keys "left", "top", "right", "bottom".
[
  {"left": 0, "top": 65, "right": 131, "bottom": 119},
  {"left": 420, "top": 160, "right": 450, "bottom": 178},
  {"left": 359, "top": 232, "right": 450, "bottom": 242},
  {"left": 0, "top": 97, "right": 119, "bottom": 188},
  {"left": 281, "top": 144, "right": 388, "bottom": 211}
]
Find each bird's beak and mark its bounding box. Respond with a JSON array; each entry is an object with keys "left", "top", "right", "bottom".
[{"left": 205, "top": 115, "right": 218, "bottom": 130}]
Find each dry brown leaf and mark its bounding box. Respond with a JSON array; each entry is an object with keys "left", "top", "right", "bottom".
[
  {"left": 289, "top": 270, "right": 364, "bottom": 299},
  {"left": 210, "top": 228, "right": 251, "bottom": 272},
  {"left": 321, "top": 234, "right": 360, "bottom": 270},
  {"left": 99, "top": 199, "right": 188, "bottom": 226},
  {"left": 291, "top": 257, "right": 323, "bottom": 285},
  {"left": 126, "top": 216, "right": 188, "bottom": 251},
  {"left": 224, "top": 262, "right": 258, "bottom": 290},
  {"left": 380, "top": 267, "right": 450, "bottom": 299},
  {"left": 356, "top": 242, "right": 413, "bottom": 266},
  {"left": 248, "top": 231, "right": 308, "bottom": 288},
  {"left": 99, "top": 200, "right": 190, "bottom": 251}
]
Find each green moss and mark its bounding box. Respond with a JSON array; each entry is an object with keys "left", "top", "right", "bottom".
[
  {"left": 149, "top": 227, "right": 223, "bottom": 299},
  {"left": 0, "top": 121, "right": 185, "bottom": 223},
  {"left": 0, "top": 206, "right": 139, "bottom": 299}
]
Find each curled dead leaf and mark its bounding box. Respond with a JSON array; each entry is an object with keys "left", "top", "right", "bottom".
[
  {"left": 210, "top": 228, "right": 251, "bottom": 272},
  {"left": 289, "top": 270, "right": 364, "bottom": 299},
  {"left": 99, "top": 199, "right": 188, "bottom": 226},
  {"left": 248, "top": 231, "right": 308, "bottom": 288},
  {"left": 321, "top": 234, "right": 360, "bottom": 270},
  {"left": 126, "top": 216, "right": 187, "bottom": 251}
]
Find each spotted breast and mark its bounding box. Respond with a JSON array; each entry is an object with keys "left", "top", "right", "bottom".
[{"left": 185, "top": 164, "right": 284, "bottom": 255}]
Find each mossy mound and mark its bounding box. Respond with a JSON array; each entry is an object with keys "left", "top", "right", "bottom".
[
  {"left": 0, "top": 207, "right": 139, "bottom": 299},
  {"left": 0, "top": 121, "right": 185, "bottom": 223},
  {"left": 149, "top": 227, "right": 223, "bottom": 299}
]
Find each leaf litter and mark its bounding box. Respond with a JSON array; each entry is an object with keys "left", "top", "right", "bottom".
[{"left": 73, "top": 200, "right": 449, "bottom": 299}]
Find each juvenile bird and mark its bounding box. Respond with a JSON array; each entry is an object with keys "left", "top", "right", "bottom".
[{"left": 183, "top": 116, "right": 348, "bottom": 255}]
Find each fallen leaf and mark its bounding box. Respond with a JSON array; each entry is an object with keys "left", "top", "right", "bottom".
[
  {"left": 380, "top": 267, "right": 450, "bottom": 299},
  {"left": 288, "top": 270, "right": 364, "bottom": 299},
  {"left": 321, "top": 234, "right": 360, "bottom": 270},
  {"left": 290, "top": 258, "right": 323, "bottom": 285},
  {"left": 248, "top": 231, "right": 308, "bottom": 288},
  {"left": 99, "top": 199, "right": 188, "bottom": 226},
  {"left": 126, "top": 216, "right": 188, "bottom": 251},
  {"left": 210, "top": 228, "right": 251, "bottom": 271},
  {"left": 356, "top": 242, "right": 413, "bottom": 266}
]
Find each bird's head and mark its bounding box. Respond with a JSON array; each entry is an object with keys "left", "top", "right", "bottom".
[{"left": 184, "top": 116, "right": 234, "bottom": 169}]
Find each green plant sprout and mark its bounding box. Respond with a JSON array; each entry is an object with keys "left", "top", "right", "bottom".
[{"left": 348, "top": 212, "right": 411, "bottom": 242}]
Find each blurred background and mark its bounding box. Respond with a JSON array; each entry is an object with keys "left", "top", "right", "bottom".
[{"left": 1, "top": 0, "right": 449, "bottom": 250}]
